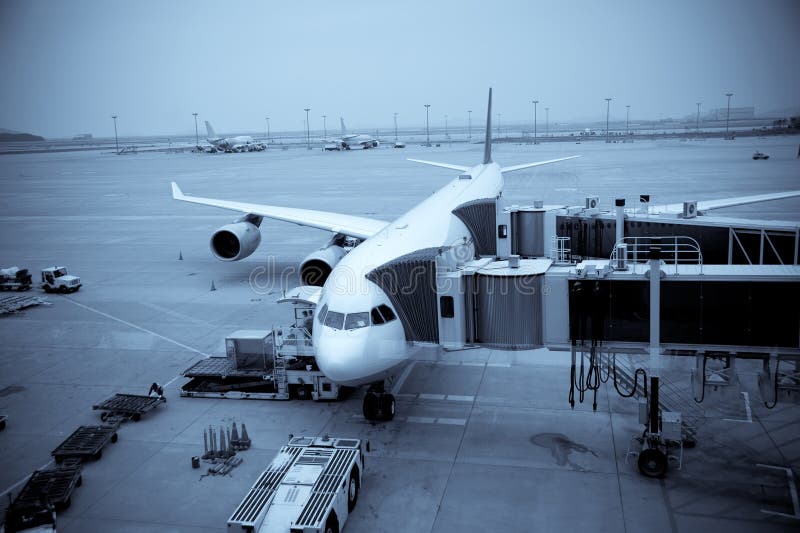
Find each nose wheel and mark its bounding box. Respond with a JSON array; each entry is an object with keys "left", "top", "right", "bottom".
[{"left": 362, "top": 383, "right": 395, "bottom": 421}]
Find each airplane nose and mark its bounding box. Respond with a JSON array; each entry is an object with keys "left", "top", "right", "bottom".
[{"left": 314, "top": 331, "right": 368, "bottom": 385}]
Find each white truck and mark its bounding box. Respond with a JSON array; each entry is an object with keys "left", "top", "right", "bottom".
[
  {"left": 228, "top": 435, "right": 366, "bottom": 533},
  {"left": 40, "top": 267, "right": 81, "bottom": 293}
]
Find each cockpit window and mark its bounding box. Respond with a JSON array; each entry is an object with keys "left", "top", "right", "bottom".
[
  {"left": 323, "top": 310, "right": 344, "bottom": 330},
  {"left": 371, "top": 304, "right": 396, "bottom": 325},
  {"left": 378, "top": 304, "right": 396, "bottom": 322},
  {"left": 344, "top": 312, "right": 369, "bottom": 330},
  {"left": 317, "top": 304, "right": 328, "bottom": 325}
]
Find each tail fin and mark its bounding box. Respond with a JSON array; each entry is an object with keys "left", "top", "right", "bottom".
[
  {"left": 340, "top": 117, "right": 347, "bottom": 135},
  {"left": 205, "top": 121, "right": 216, "bottom": 138},
  {"left": 483, "top": 88, "right": 492, "bottom": 164}
]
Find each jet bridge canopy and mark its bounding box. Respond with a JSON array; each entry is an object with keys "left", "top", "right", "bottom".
[{"left": 366, "top": 247, "right": 440, "bottom": 343}]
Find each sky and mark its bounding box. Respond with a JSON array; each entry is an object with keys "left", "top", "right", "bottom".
[{"left": 1, "top": 0, "right": 799, "bottom": 138}]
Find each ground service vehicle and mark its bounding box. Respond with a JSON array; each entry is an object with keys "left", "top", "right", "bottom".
[
  {"left": 228, "top": 435, "right": 366, "bottom": 533},
  {"left": 40, "top": 267, "right": 81, "bottom": 293}
]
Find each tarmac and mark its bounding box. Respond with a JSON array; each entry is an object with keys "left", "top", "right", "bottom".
[{"left": 1, "top": 136, "right": 799, "bottom": 532}]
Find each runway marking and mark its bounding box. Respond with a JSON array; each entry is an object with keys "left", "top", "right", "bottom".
[
  {"left": 396, "top": 393, "right": 475, "bottom": 403},
  {"left": 61, "top": 297, "right": 210, "bottom": 360},
  {"left": 423, "top": 361, "right": 509, "bottom": 368},
  {"left": 60, "top": 297, "right": 211, "bottom": 391},
  {"left": 391, "top": 361, "right": 416, "bottom": 395},
  {"left": 0, "top": 459, "right": 53, "bottom": 500},
  {"left": 723, "top": 392, "right": 753, "bottom": 423},
  {"left": 351, "top": 414, "right": 466, "bottom": 426}
]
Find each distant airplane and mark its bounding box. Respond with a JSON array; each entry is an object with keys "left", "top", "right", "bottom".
[
  {"left": 324, "top": 118, "right": 379, "bottom": 150},
  {"left": 204, "top": 121, "right": 264, "bottom": 152}
]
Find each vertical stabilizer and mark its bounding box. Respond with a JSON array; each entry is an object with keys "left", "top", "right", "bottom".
[
  {"left": 205, "top": 121, "right": 216, "bottom": 138},
  {"left": 340, "top": 117, "right": 347, "bottom": 135},
  {"left": 483, "top": 88, "right": 492, "bottom": 164}
]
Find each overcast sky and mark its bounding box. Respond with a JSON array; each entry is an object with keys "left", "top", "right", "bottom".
[{"left": 1, "top": 0, "right": 798, "bottom": 138}]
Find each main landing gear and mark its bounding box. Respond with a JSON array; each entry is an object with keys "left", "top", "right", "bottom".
[{"left": 362, "top": 382, "right": 395, "bottom": 422}]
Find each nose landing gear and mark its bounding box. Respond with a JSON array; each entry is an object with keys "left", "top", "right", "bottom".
[{"left": 362, "top": 382, "right": 395, "bottom": 421}]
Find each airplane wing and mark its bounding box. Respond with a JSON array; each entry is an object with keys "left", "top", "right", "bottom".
[
  {"left": 500, "top": 155, "right": 582, "bottom": 173},
  {"left": 407, "top": 159, "right": 470, "bottom": 172},
  {"left": 171, "top": 182, "right": 387, "bottom": 239},
  {"left": 656, "top": 190, "right": 800, "bottom": 215}
]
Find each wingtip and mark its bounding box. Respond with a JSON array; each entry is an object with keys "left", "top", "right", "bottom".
[{"left": 171, "top": 181, "right": 183, "bottom": 199}]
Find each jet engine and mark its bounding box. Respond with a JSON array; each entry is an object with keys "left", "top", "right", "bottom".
[
  {"left": 210, "top": 221, "right": 261, "bottom": 261},
  {"left": 300, "top": 244, "right": 347, "bottom": 286}
]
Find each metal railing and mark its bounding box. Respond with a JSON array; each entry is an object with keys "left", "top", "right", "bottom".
[
  {"left": 610, "top": 236, "right": 703, "bottom": 274},
  {"left": 549, "top": 235, "right": 572, "bottom": 264}
]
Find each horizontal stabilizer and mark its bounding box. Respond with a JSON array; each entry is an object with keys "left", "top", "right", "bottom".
[
  {"left": 501, "top": 155, "right": 581, "bottom": 174},
  {"left": 407, "top": 159, "right": 470, "bottom": 172},
  {"left": 656, "top": 190, "right": 800, "bottom": 214}
]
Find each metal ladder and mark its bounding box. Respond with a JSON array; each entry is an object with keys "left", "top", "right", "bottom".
[
  {"left": 613, "top": 354, "right": 705, "bottom": 443},
  {"left": 271, "top": 330, "right": 289, "bottom": 399}
]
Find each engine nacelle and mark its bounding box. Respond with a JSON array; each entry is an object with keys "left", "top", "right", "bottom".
[
  {"left": 210, "top": 221, "right": 261, "bottom": 261},
  {"left": 300, "top": 244, "right": 347, "bottom": 286}
]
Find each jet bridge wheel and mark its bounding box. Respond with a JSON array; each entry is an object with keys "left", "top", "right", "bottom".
[{"left": 638, "top": 447, "right": 668, "bottom": 478}]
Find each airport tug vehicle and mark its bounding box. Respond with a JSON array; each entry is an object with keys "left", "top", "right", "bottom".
[
  {"left": 228, "top": 435, "right": 366, "bottom": 533},
  {"left": 40, "top": 267, "right": 81, "bottom": 293}
]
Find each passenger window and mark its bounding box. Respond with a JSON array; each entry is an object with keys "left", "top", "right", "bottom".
[
  {"left": 344, "top": 312, "right": 369, "bottom": 330},
  {"left": 371, "top": 308, "right": 385, "bottom": 325},
  {"left": 317, "top": 304, "right": 328, "bottom": 325},
  {"left": 324, "top": 310, "right": 344, "bottom": 330},
  {"left": 377, "top": 304, "right": 396, "bottom": 323}
]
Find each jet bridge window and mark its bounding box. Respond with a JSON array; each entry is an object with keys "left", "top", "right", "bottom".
[
  {"left": 324, "top": 310, "right": 344, "bottom": 330},
  {"left": 344, "top": 312, "right": 370, "bottom": 330}
]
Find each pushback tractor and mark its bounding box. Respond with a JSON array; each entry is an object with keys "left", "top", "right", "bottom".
[{"left": 228, "top": 435, "right": 366, "bottom": 533}]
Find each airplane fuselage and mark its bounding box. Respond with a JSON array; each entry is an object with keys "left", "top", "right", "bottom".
[{"left": 312, "top": 162, "right": 503, "bottom": 385}]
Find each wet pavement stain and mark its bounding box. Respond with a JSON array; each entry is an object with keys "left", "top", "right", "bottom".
[
  {"left": 0, "top": 384, "right": 25, "bottom": 397},
  {"left": 530, "top": 433, "right": 598, "bottom": 471}
]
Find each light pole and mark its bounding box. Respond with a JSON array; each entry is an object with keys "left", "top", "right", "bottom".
[
  {"left": 545, "top": 107, "right": 549, "bottom": 137},
  {"left": 444, "top": 114, "right": 448, "bottom": 139},
  {"left": 725, "top": 92, "right": 733, "bottom": 139},
  {"left": 322, "top": 115, "right": 327, "bottom": 139},
  {"left": 695, "top": 103, "right": 701, "bottom": 135},
  {"left": 266, "top": 117, "right": 270, "bottom": 143},
  {"left": 532, "top": 100, "right": 539, "bottom": 144},
  {"left": 424, "top": 104, "right": 431, "bottom": 146},
  {"left": 304, "top": 108, "right": 311, "bottom": 149},
  {"left": 468, "top": 110, "right": 472, "bottom": 142},
  {"left": 393, "top": 112, "right": 398, "bottom": 141},
  {"left": 497, "top": 113, "right": 501, "bottom": 138},
  {"left": 625, "top": 105, "right": 630, "bottom": 136},
  {"left": 605, "top": 98, "right": 612, "bottom": 143},
  {"left": 111, "top": 115, "right": 119, "bottom": 154},
  {"left": 192, "top": 113, "right": 199, "bottom": 146}
]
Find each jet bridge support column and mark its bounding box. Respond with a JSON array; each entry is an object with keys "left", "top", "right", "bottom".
[{"left": 637, "top": 246, "right": 670, "bottom": 478}]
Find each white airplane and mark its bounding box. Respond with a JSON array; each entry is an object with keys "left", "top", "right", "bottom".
[
  {"left": 324, "top": 118, "right": 378, "bottom": 150},
  {"left": 204, "top": 121, "right": 263, "bottom": 152},
  {"left": 172, "top": 89, "right": 800, "bottom": 422}
]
